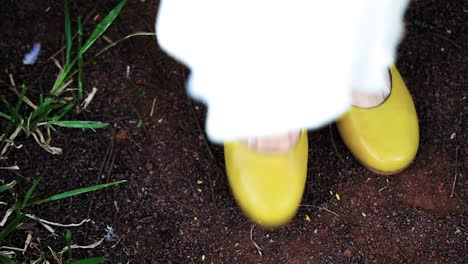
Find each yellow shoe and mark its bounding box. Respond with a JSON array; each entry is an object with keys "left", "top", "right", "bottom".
[
  {"left": 336, "top": 66, "right": 419, "bottom": 175},
  {"left": 224, "top": 130, "right": 308, "bottom": 227}
]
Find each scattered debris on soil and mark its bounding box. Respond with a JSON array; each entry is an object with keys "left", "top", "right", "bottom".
[{"left": 1, "top": 0, "right": 466, "bottom": 262}]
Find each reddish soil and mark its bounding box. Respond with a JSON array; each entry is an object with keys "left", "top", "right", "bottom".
[{"left": 1, "top": 0, "right": 466, "bottom": 263}]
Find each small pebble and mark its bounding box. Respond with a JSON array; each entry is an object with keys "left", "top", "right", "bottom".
[
  {"left": 145, "top": 162, "right": 153, "bottom": 172},
  {"left": 344, "top": 249, "right": 352, "bottom": 257},
  {"left": 115, "top": 129, "right": 128, "bottom": 141}
]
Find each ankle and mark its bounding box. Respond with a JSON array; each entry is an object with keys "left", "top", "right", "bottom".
[
  {"left": 247, "top": 131, "right": 300, "bottom": 153},
  {"left": 352, "top": 70, "right": 391, "bottom": 108},
  {"left": 351, "top": 91, "right": 387, "bottom": 108}
]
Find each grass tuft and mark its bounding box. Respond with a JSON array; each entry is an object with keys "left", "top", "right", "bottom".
[
  {"left": 1, "top": 0, "right": 130, "bottom": 156},
  {"left": 64, "top": 0, "right": 72, "bottom": 65},
  {"left": 51, "top": 0, "right": 127, "bottom": 95}
]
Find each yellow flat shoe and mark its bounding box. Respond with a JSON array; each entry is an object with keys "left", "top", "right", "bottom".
[
  {"left": 224, "top": 130, "right": 308, "bottom": 227},
  {"left": 336, "top": 66, "right": 419, "bottom": 175}
]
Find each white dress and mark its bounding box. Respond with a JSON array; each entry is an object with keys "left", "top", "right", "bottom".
[{"left": 156, "top": 0, "right": 409, "bottom": 143}]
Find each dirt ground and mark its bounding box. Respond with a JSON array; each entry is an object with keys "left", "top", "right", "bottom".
[{"left": 1, "top": 0, "right": 466, "bottom": 263}]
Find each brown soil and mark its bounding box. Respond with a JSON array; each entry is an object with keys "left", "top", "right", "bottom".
[{"left": 1, "top": 0, "right": 466, "bottom": 263}]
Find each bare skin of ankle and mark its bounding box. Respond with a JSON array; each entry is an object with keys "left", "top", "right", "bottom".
[
  {"left": 351, "top": 90, "right": 387, "bottom": 108},
  {"left": 247, "top": 132, "right": 300, "bottom": 153},
  {"left": 247, "top": 91, "right": 387, "bottom": 153}
]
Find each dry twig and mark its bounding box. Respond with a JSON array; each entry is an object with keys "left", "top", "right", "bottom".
[
  {"left": 450, "top": 146, "right": 459, "bottom": 198},
  {"left": 250, "top": 225, "right": 263, "bottom": 256},
  {"left": 300, "top": 204, "right": 340, "bottom": 217}
]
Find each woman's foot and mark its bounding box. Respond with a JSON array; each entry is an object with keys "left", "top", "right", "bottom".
[
  {"left": 245, "top": 89, "right": 387, "bottom": 153},
  {"left": 351, "top": 90, "right": 387, "bottom": 108},
  {"left": 247, "top": 131, "right": 300, "bottom": 153},
  {"left": 224, "top": 131, "right": 308, "bottom": 227},
  {"left": 337, "top": 66, "right": 419, "bottom": 175},
  {"left": 352, "top": 67, "right": 390, "bottom": 108}
]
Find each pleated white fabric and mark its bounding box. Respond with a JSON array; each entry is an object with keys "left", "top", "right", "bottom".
[{"left": 156, "top": 0, "right": 409, "bottom": 143}]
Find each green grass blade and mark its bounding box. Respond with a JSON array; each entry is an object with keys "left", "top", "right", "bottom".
[
  {"left": 78, "top": 0, "right": 126, "bottom": 57},
  {"left": 29, "top": 101, "right": 71, "bottom": 128},
  {"left": 0, "top": 99, "right": 19, "bottom": 143},
  {"left": 0, "top": 180, "right": 16, "bottom": 193},
  {"left": 0, "top": 255, "right": 17, "bottom": 264},
  {"left": 28, "top": 180, "right": 126, "bottom": 206},
  {"left": 52, "top": 102, "right": 75, "bottom": 122},
  {"left": 21, "top": 177, "right": 42, "bottom": 208},
  {"left": 0, "top": 124, "right": 12, "bottom": 145},
  {"left": 8, "top": 85, "right": 27, "bottom": 123},
  {"left": 29, "top": 98, "right": 54, "bottom": 122},
  {"left": 0, "top": 111, "right": 12, "bottom": 121},
  {"left": 70, "top": 257, "right": 106, "bottom": 264},
  {"left": 77, "top": 16, "right": 84, "bottom": 100},
  {"left": 52, "top": 0, "right": 126, "bottom": 95},
  {"left": 2, "top": 100, "right": 15, "bottom": 119},
  {"left": 96, "top": 32, "right": 156, "bottom": 56},
  {"left": 51, "top": 62, "right": 75, "bottom": 95},
  {"left": 29, "top": 99, "right": 64, "bottom": 129},
  {"left": 0, "top": 213, "right": 25, "bottom": 242},
  {"left": 50, "top": 120, "right": 109, "bottom": 129},
  {"left": 66, "top": 230, "right": 73, "bottom": 261},
  {"left": 64, "top": 0, "right": 72, "bottom": 65},
  {"left": 14, "top": 85, "right": 27, "bottom": 115},
  {"left": 0, "top": 91, "right": 23, "bottom": 144},
  {"left": 1, "top": 86, "right": 25, "bottom": 141}
]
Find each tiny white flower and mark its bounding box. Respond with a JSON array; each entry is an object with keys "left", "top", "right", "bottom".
[
  {"left": 105, "top": 225, "right": 119, "bottom": 242},
  {"left": 23, "top": 42, "right": 41, "bottom": 65}
]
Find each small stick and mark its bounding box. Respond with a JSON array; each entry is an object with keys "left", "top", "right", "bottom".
[
  {"left": 150, "top": 98, "right": 156, "bottom": 117},
  {"left": 8, "top": 74, "right": 37, "bottom": 109},
  {"left": 450, "top": 146, "right": 459, "bottom": 198},
  {"left": 25, "top": 214, "right": 91, "bottom": 227},
  {"left": 0, "top": 233, "right": 32, "bottom": 253},
  {"left": 378, "top": 186, "right": 389, "bottom": 192},
  {"left": 58, "top": 238, "right": 105, "bottom": 254},
  {"left": 329, "top": 125, "right": 346, "bottom": 164},
  {"left": 250, "top": 225, "right": 263, "bottom": 256},
  {"left": 428, "top": 32, "right": 462, "bottom": 50},
  {"left": 300, "top": 204, "right": 340, "bottom": 217}
]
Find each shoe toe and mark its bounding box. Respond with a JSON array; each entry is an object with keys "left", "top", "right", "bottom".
[
  {"left": 359, "top": 118, "right": 419, "bottom": 173},
  {"left": 237, "top": 170, "right": 305, "bottom": 227},
  {"left": 337, "top": 66, "right": 419, "bottom": 175},
  {"left": 224, "top": 131, "right": 308, "bottom": 227}
]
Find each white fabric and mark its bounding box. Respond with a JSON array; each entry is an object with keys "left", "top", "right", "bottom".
[{"left": 156, "top": 0, "right": 409, "bottom": 143}]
